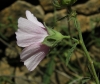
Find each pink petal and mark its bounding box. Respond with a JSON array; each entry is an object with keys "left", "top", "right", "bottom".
[
  {"left": 26, "top": 10, "right": 44, "bottom": 28},
  {"left": 15, "top": 18, "right": 48, "bottom": 47},
  {"left": 18, "top": 17, "right": 47, "bottom": 35},
  {"left": 20, "top": 43, "right": 49, "bottom": 71}
]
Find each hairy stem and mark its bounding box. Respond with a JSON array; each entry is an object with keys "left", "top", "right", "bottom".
[{"left": 74, "top": 18, "right": 99, "bottom": 84}]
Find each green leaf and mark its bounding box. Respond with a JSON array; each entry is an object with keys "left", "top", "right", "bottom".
[
  {"left": 43, "top": 57, "right": 55, "bottom": 84},
  {"left": 0, "top": 34, "right": 7, "bottom": 40},
  {"left": 67, "top": 77, "right": 90, "bottom": 84},
  {"left": 65, "top": 42, "right": 78, "bottom": 66},
  {"left": 52, "top": 0, "right": 61, "bottom": 8},
  {"left": 0, "top": 76, "right": 15, "bottom": 84},
  {"left": 81, "top": 77, "right": 90, "bottom": 84}
]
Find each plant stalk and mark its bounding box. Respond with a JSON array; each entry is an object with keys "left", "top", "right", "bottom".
[{"left": 74, "top": 18, "right": 99, "bottom": 84}]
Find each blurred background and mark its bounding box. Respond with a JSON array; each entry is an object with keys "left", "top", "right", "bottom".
[{"left": 0, "top": 0, "right": 100, "bottom": 84}]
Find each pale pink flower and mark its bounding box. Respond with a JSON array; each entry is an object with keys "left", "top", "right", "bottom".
[{"left": 15, "top": 10, "right": 50, "bottom": 71}]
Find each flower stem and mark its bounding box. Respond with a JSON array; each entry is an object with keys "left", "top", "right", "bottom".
[
  {"left": 74, "top": 18, "right": 99, "bottom": 84},
  {"left": 80, "top": 40, "right": 99, "bottom": 84},
  {"left": 63, "top": 36, "right": 70, "bottom": 39},
  {"left": 63, "top": 36, "right": 79, "bottom": 43}
]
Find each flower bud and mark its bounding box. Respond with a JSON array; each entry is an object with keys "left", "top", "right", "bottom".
[
  {"left": 52, "top": 0, "right": 61, "bottom": 8},
  {"left": 52, "top": 0, "right": 77, "bottom": 8},
  {"left": 60, "top": 0, "right": 77, "bottom": 6}
]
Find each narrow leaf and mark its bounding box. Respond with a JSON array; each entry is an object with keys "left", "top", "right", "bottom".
[
  {"left": 43, "top": 56, "right": 55, "bottom": 84},
  {"left": 65, "top": 42, "right": 78, "bottom": 66}
]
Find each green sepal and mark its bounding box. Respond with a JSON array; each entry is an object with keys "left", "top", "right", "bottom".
[
  {"left": 42, "top": 30, "right": 64, "bottom": 47},
  {"left": 42, "top": 23, "right": 65, "bottom": 47},
  {"left": 44, "top": 23, "right": 55, "bottom": 36},
  {"left": 61, "top": 0, "right": 77, "bottom": 6}
]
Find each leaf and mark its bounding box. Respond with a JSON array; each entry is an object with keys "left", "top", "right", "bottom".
[
  {"left": 43, "top": 56, "right": 55, "bottom": 84},
  {"left": 0, "top": 33, "right": 8, "bottom": 40},
  {"left": 81, "top": 77, "right": 90, "bottom": 84},
  {"left": 65, "top": 42, "right": 78, "bottom": 66},
  {"left": 67, "top": 77, "right": 90, "bottom": 84},
  {"left": 0, "top": 76, "right": 15, "bottom": 84}
]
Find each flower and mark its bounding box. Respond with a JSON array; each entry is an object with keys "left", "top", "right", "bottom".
[{"left": 15, "top": 10, "right": 50, "bottom": 71}]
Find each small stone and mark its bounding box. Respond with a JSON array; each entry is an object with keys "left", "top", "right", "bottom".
[
  {"left": 72, "top": 0, "right": 100, "bottom": 15},
  {"left": 39, "top": 0, "right": 53, "bottom": 11}
]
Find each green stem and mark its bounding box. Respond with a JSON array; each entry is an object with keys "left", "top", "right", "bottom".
[
  {"left": 63, "top": 35, "right": 70, "bottom": 39},
  {"left": 80, "top": 41, "right": 99, "bottom": 84},
  {"left": 63, "top": 36, "right": 79, "bottom": 43},
  {"left": 74, "top": 18, "right": 99, "bottom": 84},
  {"left": 66, "top": 6, "right": 73, "bottom": 44}
]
